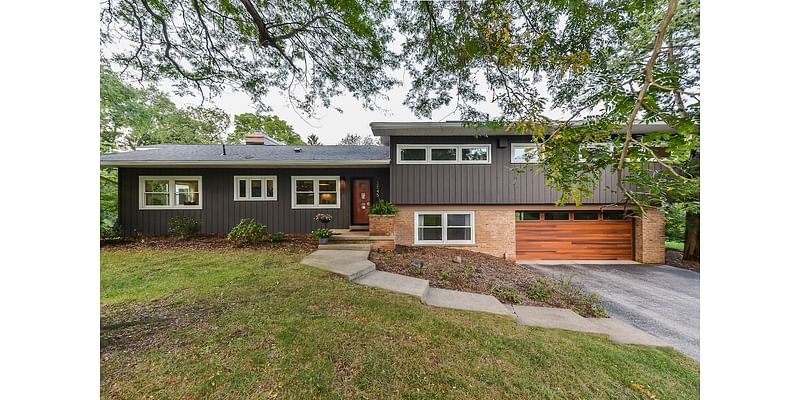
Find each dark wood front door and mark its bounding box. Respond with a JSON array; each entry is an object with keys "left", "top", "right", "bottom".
[{"left": 351, "top": 179, "right": 371, "bottom": 225}]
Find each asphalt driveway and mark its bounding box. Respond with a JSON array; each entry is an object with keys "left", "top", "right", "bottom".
[{"left": 519, "top": 262, "right": 700, "bottom": 361}]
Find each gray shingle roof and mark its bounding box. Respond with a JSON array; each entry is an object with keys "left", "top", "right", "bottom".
[{"left": 100, "top": 144, "right": 390, "bottom": 166}]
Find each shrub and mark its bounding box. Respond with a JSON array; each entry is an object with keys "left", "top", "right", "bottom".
[
  {"left": 665, "top": 206, "right": 687, "bottom": 242},
  {"left": 228, "top": 218, "right": 268, "bottom": 244},
  {"left": 100, "top": 218, "right": 121, "bottom": 240},
  {"left": 268, "top": 232, "right": 286, "bottom": 242},
  {"left": 168, "top": 216, "right": 200, "bottom": 239},
  {"left": 490, "top": 286, "right": 524, "bottom": 304},
  {"left": 526, "top": 278, "right": 554, "bottom": 302},
  {"left": 525, "top": 274, "right": 610, "bottom": 318},
  {"left": 311, "top": 227, "right": 334, "bottom": 238},
  {"left": 369, "top": 199, "right": 399, "bottom": 215}
]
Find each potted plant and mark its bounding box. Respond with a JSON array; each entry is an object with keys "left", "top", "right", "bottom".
[
  {"left": 314, "top": 213, "right": 333, "bottom": 227},
  {"left": 312, "top": 227, "right": 334, "bottom": 244},
  {"left": 368, "top": 199, "right": 399, "bottom": 236}
]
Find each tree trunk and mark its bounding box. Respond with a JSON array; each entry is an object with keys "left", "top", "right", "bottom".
[{"left": 683, "top": 212, "right": 700, "bottom": 261}]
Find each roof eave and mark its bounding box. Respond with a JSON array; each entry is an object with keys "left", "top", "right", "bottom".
[{"left": 100, "top": 159, "right": 391, "bottom": 168}]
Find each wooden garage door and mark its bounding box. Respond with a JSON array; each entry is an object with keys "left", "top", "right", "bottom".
[{"left": 515, "top": 211, "right": 633, "bottom": 260}]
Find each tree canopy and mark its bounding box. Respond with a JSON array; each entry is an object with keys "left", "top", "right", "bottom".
[
  {"left": 100, "top": 0, "right": 399, "bottom": 114},
  {"left": 306, "top": 133, "right": 322, "bottom": 145},
  {"left": 101, "top": 64, "right": 230, "bottom": 151},
  {"left": 232, "top": 113, "right": 305, "bottom": 145},
  {"left": 338, "top": 132, "right": 378, "bottom": 145},
  {"left": 396, "top": 0, "right": 699, "bottom": 210}
]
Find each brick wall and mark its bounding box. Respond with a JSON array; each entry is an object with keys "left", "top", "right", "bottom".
[
  {"left": 634, "top": 207, "right": 666, "bottom": 264},
  {"left": 368, "top": 214, "right": 395, "bottom": 236},
  {"left": 395, "top": 206, "right": 517, "bottom": 260}
]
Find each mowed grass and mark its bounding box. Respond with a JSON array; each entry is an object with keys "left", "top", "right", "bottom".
[
  {"left": 101, "top": 249, "right": 699, "bottom": 399},
  {"left": 666, "top": 241, "right": 685, "bottom": 252}
]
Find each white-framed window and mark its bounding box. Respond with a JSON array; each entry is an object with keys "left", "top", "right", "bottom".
[
  {"left": 511, "top": 143, "right": 543, "bottom": 164},
  {"left": 397, "top": 145, "right": 491, "bottom": 164},
  {"left": 138, "top": 176, "right": 202, "bottom": 210},
  {"left": 414, "top": 211, "right": 475, "bottom": 244},
  {"left": 291, "top": 176, "right": 340, "bottom": 209},
  {"left": 579, "top": 142, "right": 614, "bottom": 162},
  {"left": 234, "top": 176, "right": 277, "bottom": 201}
]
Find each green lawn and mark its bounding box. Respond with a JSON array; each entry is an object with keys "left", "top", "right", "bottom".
[
  {"left": 666, "top": 241, "right": 685, "bottom": 252},
  {"left": 101, "top": 249, "right": 699, "bottom": 399}
]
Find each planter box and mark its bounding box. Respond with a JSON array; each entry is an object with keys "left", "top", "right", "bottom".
[{"left": 368, "top": 214, "right": 395, "bottom": 237}]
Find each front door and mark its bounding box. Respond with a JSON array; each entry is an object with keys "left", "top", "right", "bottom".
[{"left": 352, "top": 179, "right": 371, "bottom": 225}]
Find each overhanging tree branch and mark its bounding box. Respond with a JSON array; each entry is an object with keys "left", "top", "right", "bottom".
[{"left": 616, "top": 0, "right": 679, "bottom": 204}]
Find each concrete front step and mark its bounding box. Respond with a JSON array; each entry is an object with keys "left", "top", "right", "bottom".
[
  {"left": 300, "top": 250, "right": 375, "bottom": 281},
  {"left": 318, "top": 243, "right": 372, "bottom": 251},
  {"left": 423, "top": 288, "right": 513, "bottom": 316},
  {"left": 354, "top": 271, "right": 430, "bottom": 299}
]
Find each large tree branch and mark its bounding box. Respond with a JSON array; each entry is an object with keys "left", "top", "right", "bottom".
[
  {"left": 616, "top": 0, "right": 679, "bottom": 206},
  {"left": 238, "top": 0, "right": 300, "bottom": 72}
]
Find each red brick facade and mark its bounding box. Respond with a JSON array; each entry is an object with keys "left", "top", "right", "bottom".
[
  {"left": 368, "top": 214, "right": 395, "bottom": 236},
  {"left": 634, "top": 207, "right": 666, "bottom": 264},
  {"left": 394, "top": 206, "right": 517, "bottom": 260}
]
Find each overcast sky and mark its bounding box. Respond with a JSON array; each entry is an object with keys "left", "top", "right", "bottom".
[{"left": 141, "top": 34, "right": 571, "bottom": 145}]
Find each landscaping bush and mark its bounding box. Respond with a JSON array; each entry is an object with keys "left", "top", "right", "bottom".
[
  {"left": 665, "top": 206, "right": 686, "bottom": 242},
  {"left": 100, "top": 218, "right": 122, "bottom": 240},
  {"left": 268, "top": 232, "right": 286, "bottom": 242},
  {"left": 228, "top": 218, "right": 268, "bottom": 244},
  {"left": 168, "top": 216, "right": 200, "bottom": 239},
  {"left": 526, "top": 278, "right": 554, "bottom": 301},
  {"left": 525, "top": 274, "right": 609, "bottom": 317},
  {"left": 369, "top": 199, "right": 399, "bottom": 215},
  {"left": 490, "top": 286, "right": 524, "bottom": 304}
]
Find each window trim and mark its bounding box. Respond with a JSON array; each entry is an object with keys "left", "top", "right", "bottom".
[
  {"left": 414, "top": 211, "right": 475, "bottom": 245},
  {"left": 233, "top": 175, "right": 277, "bottom": 201},
  {"left": 138, "top": 176, "right": 202, "bottom": 210},
  {"left": 397, "top": 144, "right": 491, "bottom": 164},
  {"left": 510, "top": 143, "right": 543, "bottom": 164},
  {"left": 291, "top": 176, "right": 341, "bottom": 209}
]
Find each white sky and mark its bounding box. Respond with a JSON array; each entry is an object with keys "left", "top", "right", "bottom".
[{"left": 148, "top": 33, "right": 572, "bottom": 145}]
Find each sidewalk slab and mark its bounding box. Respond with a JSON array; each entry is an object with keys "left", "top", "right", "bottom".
[
  {"left": 354, "top": 271, "right": 429, "bottom": 299},
  {"left": 589, "top": 318, "right": 667, "bottom": 346},
  {"left": 423, "top": 288, "right": 513, "bottom": 316},
  {"left": 512, "top": 305, "right": 606, "bottom": 334},
  {"left": 300, "top": 250, "right": 374, "bottom": 281}
]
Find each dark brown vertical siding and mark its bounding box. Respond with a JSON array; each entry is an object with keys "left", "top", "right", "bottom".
[
  {"left": 117, "top": 167, "right": 389, "bottom": 236},
  {"left": 389, "top": 136, "right": 632, "bottom": 205}
]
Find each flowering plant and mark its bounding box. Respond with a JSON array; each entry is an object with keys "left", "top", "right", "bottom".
[
  {"left": 314, "top": 213, "right": 333, "bottom": 224},
  {"left": 312, "top": 227, "right": 334, "bottom": 238}
]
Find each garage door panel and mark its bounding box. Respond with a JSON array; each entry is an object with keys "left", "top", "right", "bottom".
[{"left": 515, "top": 218, "right": 632, "bottom": 260}]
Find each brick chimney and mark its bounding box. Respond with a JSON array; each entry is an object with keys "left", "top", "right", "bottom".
[{"left": 245, "top": 131, "right": 266, "bottom": 145}]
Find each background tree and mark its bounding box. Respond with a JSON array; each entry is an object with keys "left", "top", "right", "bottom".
[
  {"left": 100, "top": 0, "right": 399, "bottom": 114},
  {"left": 101, "top": 64, "right": 230, "bottom": 150},
  {"left": 100, "top": 64, "right": 231, "bottom": 237},
  {"left": 232, "top": 113, "right": 305, "bottom": 145},
  {"left": 338, "top": 132, "right": 378, "bottom": 145},
  {"left": 306, "top": 133, "right": 322, "bottom": 145},
  {"left": 396, "top": 0, "right": 699, "bottom": 259}
]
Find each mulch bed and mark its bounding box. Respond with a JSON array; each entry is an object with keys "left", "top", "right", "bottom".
[
  {"left": 101, "top": 234, "right": 318, "bottom": 255},
  {"left": 665, "top": 249, "right": 700, "bottom": 273},
  {"left": 371, "top": 246, "right": 552, "bottom": 306}
]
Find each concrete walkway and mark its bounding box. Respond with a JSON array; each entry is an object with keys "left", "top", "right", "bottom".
[{"left": 301, "top": 248, "right": 667, "bottom": 348}]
